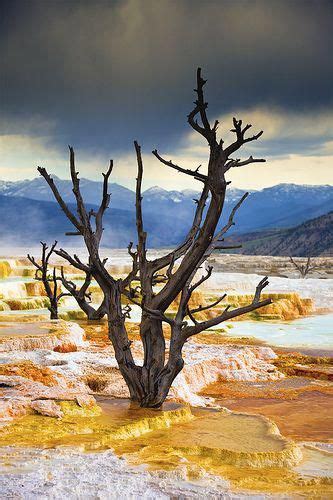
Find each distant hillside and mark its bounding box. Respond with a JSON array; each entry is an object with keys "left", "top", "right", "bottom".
[
  {"left": 0, "top": 195, "right": 187, "bottom": 248},
  {"left": 0, "top": 181, "right": 332, "bottom": 251},
  {"left": 0, "top": 178, "right": 332, "bottom": 235},
  {"left": 225, "top": 212, "right": 333, "bottom": 256}
]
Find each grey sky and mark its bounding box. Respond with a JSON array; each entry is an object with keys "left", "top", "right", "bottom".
[{"left": 1, "top": 0, "right": 333, "bottom": 189}]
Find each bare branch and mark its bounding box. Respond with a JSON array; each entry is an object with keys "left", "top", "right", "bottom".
[
  {"left": 224, "top": 118, "right": 264, "bottom": 157},
  {"left": 152, "top": 149, "right": 207, "bottom": 182},
  {"left": 149, "top": 184, "right": 209, "bottom": 273},
  {"left": 122, "top": 242, "right": 139, "bottom": 290},
  {"left": 95, "top": 159, "right": 113, "bottom": 242},
  {"left": 189, "top": 265, "right": 213, "bottom": 293},
  {"left": 122, "top": 304, "right": 132, "bottom": 320},
  {"left": 189, "top": 293, "right": 227, "bottom": 314},
  {"left": 224, "top": 156, "right": 266, "bottom": 172},
  {"left": 182, "top": 276, "right": 272, "bottom": 338},
  {"left": 37, "top": 167, "right": 81, "bottom": 231},
  {"left": 207, "top": 192, "right": 248, "bottom": 255},
  {"left": 187, "top": 67, "right": 216, "bottom": 145},
  {"left": 289, "top": 256, "right": 318, "bottom": 278},
  {"left": 127, "top": 296, "right": 174, "bottom": 326},
  {"left": 27, "top": 241, "right": 60, "bottom": 319},
  {"left": 214, "top": 243, "right": 243, "bottom": 250},
  {"left": 54, "top": 248, "right": 90, "bottom": 273},
  {"left": 253, "top": 276, "right": 269, "bottom": 303},
  {"left": 68, "top": 146, "right": 90, "bottom": 229}
]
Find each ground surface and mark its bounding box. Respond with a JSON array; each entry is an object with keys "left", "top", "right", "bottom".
[{"left": 0, "top": 255, "right": 332, "bottom": 498}]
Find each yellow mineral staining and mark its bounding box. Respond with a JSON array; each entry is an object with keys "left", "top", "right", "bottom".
[
  {"left": 112, "top": 407, "right": 333, "bottom": 495},
  {"left": 0, "top": 261, "right": 12, "bottom": 279},
  {"left": 0, "top": 300, "right": 10, "bottom": 311},
  {"left": 0, "top": 320, "right": 83, "bottom": 351},
  {"left": 81, "top": 321, "right": 144, "bottom": 348},
  {"left": 274, "top": 352, "right": 333, "bottom": 380},
  {"left": 0, "top": 398, "right": 331, "bottom": 495},
  {"left": 0, "top": 361, "right": 58, "bottom": 386},
  {"left": 0, "top": 400, "right": 193, "bottom": 450},
  {"left": 194, "top": 330, "right": 264, "bottom": 346},
  {"left": 171, "top": 290, "right": 206, "bottom": 312},
  {"left": 208, "top": 461, "right": 333, "bottom": 495},
  {"left": 59, "top": 310, "right": 87, "bottom": 321},
  {"left": 0, "top": 399, "right": 300, "bottom": 468},
  {"left": 3, "top": 297, "right": 50, "bottom": 311},
  {"left": 118, "top": 408, "right": 301, "bottom": 467},
  {"left": 219, "top": 392, "right": 333, "bottom": 443},
  {"left": 59, "top": 400, "right": 102, "bottom": 417},
  {"left": 170, "top": 292, "right": 313, "bottom": 321},
  {"left": 203, "top": 377, "right": 333, "bottom": 401},
  {"left": 202, "top": 378, "right": 333, "bottom": 442},
  {"left": 222, "top": 293, "right": 313, "bottom": 321},
  {"left": 21, "top": 268, "right": 35, "bottom": 278},
  {"left": 24, "top": 281, "right": 47, "bottom": 297}
]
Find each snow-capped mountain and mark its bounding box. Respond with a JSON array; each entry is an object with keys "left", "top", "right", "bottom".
[
  {"left": 0, "top": 177, "right": 250, "bottom": 211},
  {"left": 0, "top": 177, "right": 135, "bottom": 210},
  {"left": 143, "top": 186, "right": 190, "bottom": 203},
  {"left": 0, "top": 178, "right": 332, "bottom": 243}
]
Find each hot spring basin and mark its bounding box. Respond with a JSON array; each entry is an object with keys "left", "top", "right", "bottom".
[{"left": 0, "top": 399, "right": 302, "bottom": 469}]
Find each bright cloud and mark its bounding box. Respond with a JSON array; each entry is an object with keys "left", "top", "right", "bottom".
[{"left": 0, "top": 106, "right": 332, "bottom": 190}]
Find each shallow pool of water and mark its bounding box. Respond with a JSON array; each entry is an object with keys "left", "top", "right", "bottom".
[{"left": 218, "top": 313, "right": 333, "bottom": 350}]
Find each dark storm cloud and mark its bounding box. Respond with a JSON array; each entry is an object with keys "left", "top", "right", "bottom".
[{"left": 1, "top": 0, "right": 333, "bottom": 155}]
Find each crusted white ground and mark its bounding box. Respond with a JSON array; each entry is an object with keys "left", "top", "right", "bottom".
[
  {"left": 0, "top": 446, "right": 250, "bottom": 500},
  {"left": 0, "top": 327, "right": 282, "bottom": 420},
  {"left": 201, "top": 272, "right": 333, "bottom": 310}
]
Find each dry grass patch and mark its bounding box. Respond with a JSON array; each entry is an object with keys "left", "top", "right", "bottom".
[
  {"left": 54, "top": 343, "right": 78, "bottom": 353},
  {"left": 85, "top": 373, "right": 109, "bottom": 392}
]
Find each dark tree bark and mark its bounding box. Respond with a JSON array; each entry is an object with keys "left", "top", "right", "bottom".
[
  {"left": 59, "top": 267, "right": 107, "bottom": 320},
  {"left": 36, "top": 68, "right": 271, "bottom": 407}
]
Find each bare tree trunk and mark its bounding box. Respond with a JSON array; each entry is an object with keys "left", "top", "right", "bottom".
[
  {"left": 49, "top": 301, "right": 59, "bottom": 320},
  {"left": 140, "top": 325, "right": 184, "bottom": 407}
]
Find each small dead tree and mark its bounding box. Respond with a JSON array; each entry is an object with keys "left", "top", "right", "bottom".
[
  {"left": 289, "top": 256, "right": 318, "bottom": 278},
  {"left": 28, "top": 242, "right": 106, "bottom": 320},
  {"left": 27, "top": 242, "right": 66, "bottom": 319},
  {"left": 37, "top": 68, "right": 272, "bottom": 407}
]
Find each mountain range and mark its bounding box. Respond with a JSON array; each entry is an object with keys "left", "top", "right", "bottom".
[
  {"left": 0, "top": 177, "right": 332, "bottom": 254},
  {"left": 224, "top": 211, "right": 333, "bottom": 257}
]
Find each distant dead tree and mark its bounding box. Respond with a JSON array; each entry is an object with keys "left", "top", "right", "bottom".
[
  {"left": 28, "top": 242, "right": 106, "bottom": 320},
  {"left": 27, "top": 242, "right": 65, "bottom": 319},
  {"left": 289, "top": 256, "right": 319, "bottom": 278},
  {"left": 36, "top": 68, "right": 271, "bottom": 407}
]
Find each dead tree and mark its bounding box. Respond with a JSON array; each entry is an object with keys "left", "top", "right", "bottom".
[
  {"left": 59, "top": 267, "right": 107, "bottom": 320},
  {"left": 27, "top": 242, "right": 66, "bottom": 319},
  {"left": 28, "top": 242, "right": 106, "bottom": 320},
  {"left": 289, "top": 256, "right": 318, "bottom": 278},
  {"left": 37, "top": 68, "right": 272, "bottom": 407}
]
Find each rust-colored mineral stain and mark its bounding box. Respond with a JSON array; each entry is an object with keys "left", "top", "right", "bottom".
[{"left": 215, "top": 389, "right": 333, "bottom": 442}]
